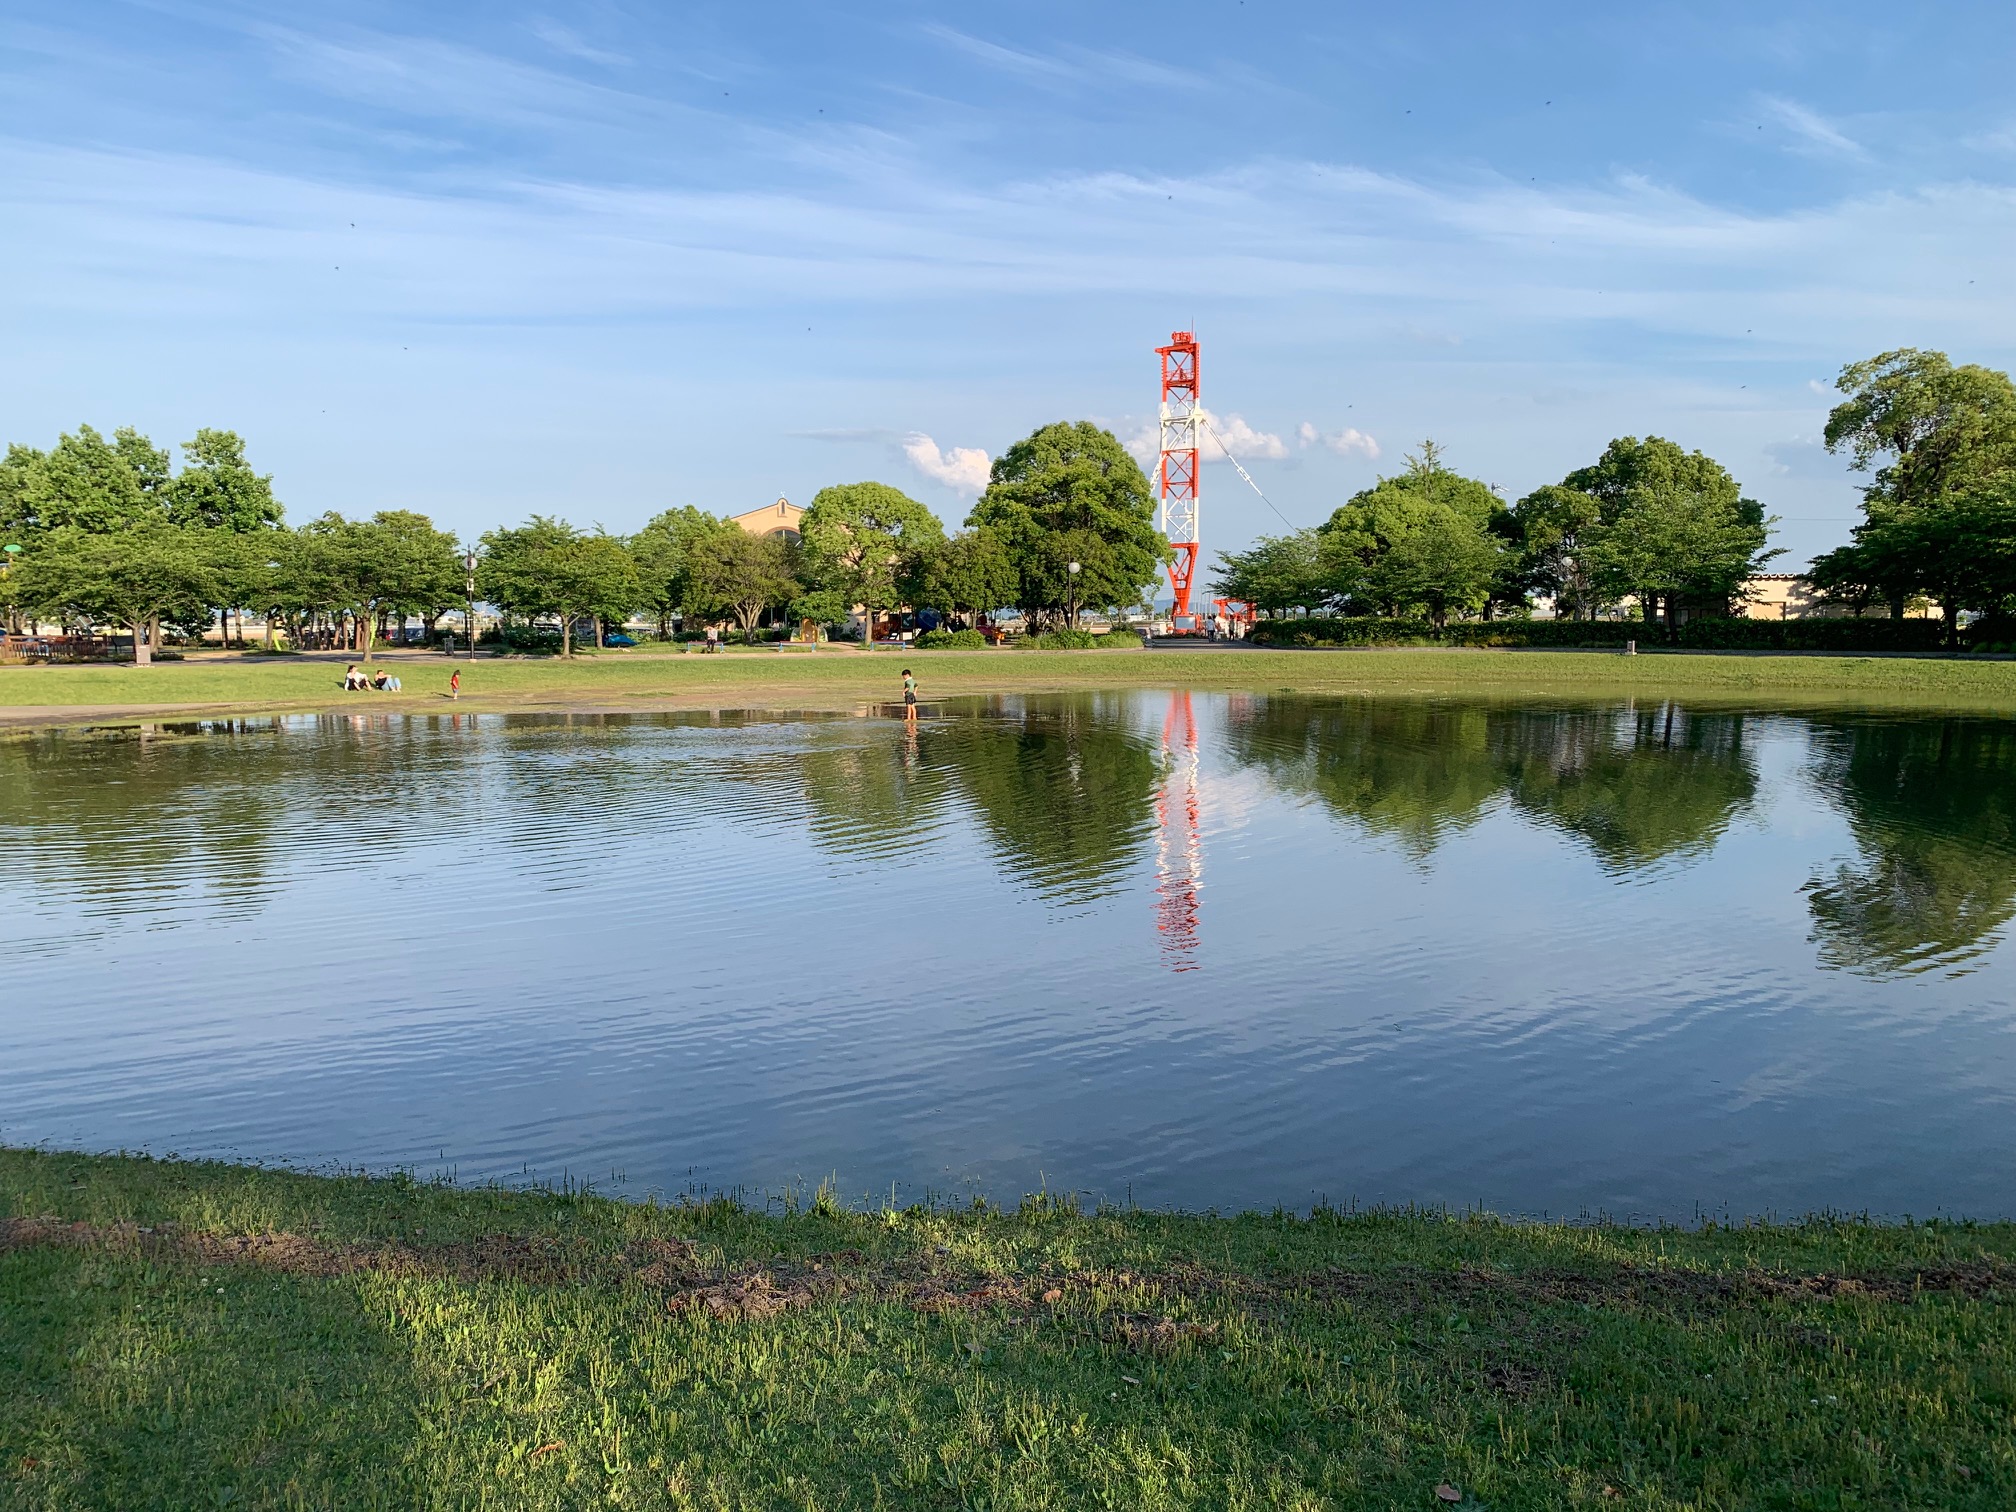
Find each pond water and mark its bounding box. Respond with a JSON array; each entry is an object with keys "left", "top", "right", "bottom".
[{"left": 4, "top": 693, "right": 2014, "bottom": 1221}]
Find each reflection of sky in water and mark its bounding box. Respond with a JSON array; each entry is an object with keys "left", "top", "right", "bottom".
[{"left": 3, "top": 695, "right": 2013, "bottom": 1222}]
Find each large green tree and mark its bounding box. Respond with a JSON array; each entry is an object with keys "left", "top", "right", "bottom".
[
  {"left": 1210, "top": 529, "right": 1328, "bottom": 616},
  {"left": 1820, "top": 349, "right": 2016, "bottom": 637},
  {"left": 1554, "top": 436, "right": 1773, "bottom": 624},
  {"left": 297, "top": 511, "right": 464, "bottom": 662},
  {"left": 6, "top": 425, "right": 171, "bottom": 536},
  {"left": 799, "top": 482, "right": 943, "bottom": 642},
  {"left": 1508, "top": 484, "right": 1605, "bottom": 619},
  {"left": 479, "top": 517, "right": 640, "bottom": 657},
  {"left": 1317, "top": 442, "right": 1507, "bottom": 626},
  {"left": 900, "top": 526, "right": 1018, "bottom": 624},
  {"left": 683, "top": 525, "right": 800, "bottom": 642},
  {"left": 12, "top": 526, "right": 221, "bottom": 665},
  {"left": 630, "top": 506, "right": 721, "bottom": 640},
  {"left": 968, "top": 422, "right": 1165, "bottom": 626},
  {"left": 166, "top": 430, "right": 282, "bottom": 534}
]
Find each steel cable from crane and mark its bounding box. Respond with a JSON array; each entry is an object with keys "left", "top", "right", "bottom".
[{"left": 1198, "top": 416, "right": 1302, "bottom": 532}]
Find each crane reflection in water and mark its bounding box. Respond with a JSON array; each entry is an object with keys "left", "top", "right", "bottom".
[{"left": 1154, "top": 690, "right": 1203, "bottom": 971}]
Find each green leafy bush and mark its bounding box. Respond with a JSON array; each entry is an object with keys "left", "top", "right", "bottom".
[
  {"left": 1963, "top": 617, "right": 2016, "bottom": 653},
  {"left": 1094, "top": 629, "right": 1145, "bottom": 648},
  {"left": 1023, "top": 628, "right": 1099, "bottom": 649},
  {"left": 1673, "top": 617, "right": 1944, "bottom": 652},
  {"left": 1246, "top": 618, "right": 1438, "bottom": 647},
  {"left": 1247, "top": 615, "right": 1954, "bottom": 653},
  {"left": 914, "top": 628, "right": 987, "bottom": 650}
]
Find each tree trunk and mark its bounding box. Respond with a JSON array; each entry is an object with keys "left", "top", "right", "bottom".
[
  {"left": 264, "top": 611, "right": 276, "bottom": 652},
  {"left": 562, "top": 615, "right": 573, "bottom": 659},
  {"left": 359, "top": 612, "right": 376, "bottom": 663},
  {"left": 132, "top": 618, "right": 151, "bottom": 666},
  {"left": 1943, "top": 599, "right": 1962, "bottom": 650},
  {"left": 594, "top": 617, "right": 605, "bottom": 648}
]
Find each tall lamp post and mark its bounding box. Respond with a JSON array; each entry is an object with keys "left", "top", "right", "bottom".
[
  {"left": 463, "top": 551, "right": 478, "bottom": 661},
  {"left": 1066, "top": 560, "right": 1081, "bottom": 630}
]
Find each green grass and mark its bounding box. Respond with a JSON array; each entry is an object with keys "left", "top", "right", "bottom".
[
  {"left": 4, "top": 645, "right": 2016, "bottom": 725},
  {"left": 5, "top": 1150, "right": 2014, "bottom": 1509}
]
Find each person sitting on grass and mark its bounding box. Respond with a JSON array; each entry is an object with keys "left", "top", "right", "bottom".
[
  {"left": 342, "top": 664, "right": 367, "bottom": 690},
  {"left": 369, "top": 670, "right": 402, "bottom": 692}
]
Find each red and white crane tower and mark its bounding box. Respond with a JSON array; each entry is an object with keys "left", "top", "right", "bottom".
[{"left": 1155, "top": 331, "right": 1202, "bottom": 633}]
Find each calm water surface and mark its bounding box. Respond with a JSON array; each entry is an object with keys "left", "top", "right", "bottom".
[{"left": 4, "top": 693, "right": 2014, "bottom": 1221}]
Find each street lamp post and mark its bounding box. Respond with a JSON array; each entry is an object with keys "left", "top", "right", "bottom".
[
  {"left": 1067, "top": 560, "right": 1081, "bottom": 630},
  {"left": 463, "top": 551, "right": 478, "bottom": 661}
]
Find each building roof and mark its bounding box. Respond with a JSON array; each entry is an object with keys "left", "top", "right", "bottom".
[{"left": 729, "top": 498, "right": 803, "bottom": 535}]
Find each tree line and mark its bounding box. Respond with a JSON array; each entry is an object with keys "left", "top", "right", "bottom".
[
  {"left": 1214, "top": 348, "right": 2016, "bottom": 644},
  {"left": 0, "top": 420, "right": 1167, "bottom": 662},
  {"left": 8, "top": 346, "right": 2013, "bottom": 664}
]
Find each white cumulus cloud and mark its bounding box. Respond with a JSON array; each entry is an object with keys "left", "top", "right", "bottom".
[
  {"left": 903, "top": 432, "right": 991, "bottom": 495},
  {"left": 1198, "top": 408, "right": 1286, "bottom": 459},
  {"left": 1298, "top": 422, "right": 1380, "bottom": 460}
]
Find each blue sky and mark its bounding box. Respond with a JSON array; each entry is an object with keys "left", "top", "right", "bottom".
[{"left": 4, "top": 2, "right": 2014, "bottom": 567}]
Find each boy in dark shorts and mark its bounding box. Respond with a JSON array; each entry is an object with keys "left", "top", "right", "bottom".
[{"left": 901, "top": 668, "right": 917, "bottom": 723}]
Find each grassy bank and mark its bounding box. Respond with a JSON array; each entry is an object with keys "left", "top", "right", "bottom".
[
  {"left": 4, "top": 645, "right": 2016, "bottom": 728},
  {"left": 4, "top": 1151, "right": 2013, "bottom": 1509}
]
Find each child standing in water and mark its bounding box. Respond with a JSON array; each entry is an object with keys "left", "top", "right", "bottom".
[
  {"left": 901, "top": 667, "right": 917, "bottom": 723},
  {"left": 450, "top": 669, "right": 461, "bottom": 701}
]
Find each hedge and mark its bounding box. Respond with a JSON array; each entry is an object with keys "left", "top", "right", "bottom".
[
  {"left": 1022, "top": 629, "right": 1101, "bottom": 649},
  {"left": 1246, "top": 616, "right": 1959, "bottom": 653},
  {"left": 913, "top": 628, "right": 986, "bottom": 650}
]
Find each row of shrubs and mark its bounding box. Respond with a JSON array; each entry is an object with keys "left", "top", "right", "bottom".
[
  {"left": 911, "top": 627, "right": 1148, "bottom": 650},
  {"left": 912, "top": 628, "right": 988, "bottom": 650},
  {"left": 1023, "top": 629, "right": 1143, "bottom": 650},
  {"left": 1243, "top": 616, "right": 1988, "bottom": 653}
]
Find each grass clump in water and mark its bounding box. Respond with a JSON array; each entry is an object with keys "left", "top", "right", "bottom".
[{"left": 4, "top": 1147, "right": 2014, "bottom": 1508}]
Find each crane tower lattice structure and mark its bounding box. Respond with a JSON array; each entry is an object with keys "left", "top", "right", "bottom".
[{"left": 1155, "top": 331, "right": 1201, "bottom": 631}]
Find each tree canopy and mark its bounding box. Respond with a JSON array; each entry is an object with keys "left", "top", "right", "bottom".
[
  {"left": 968, "top": 422, "right": 1165, "bottom": 624},
  {"left": 1815, "top": 349, "right": 2016, "bottom": 637},
  {"left": 684, "top": 525, "right": 800, "bottom": 641},
  {"left": 798, "top": 482, "right": 943, "bottom": 632},
  {"left": 165, "top": 430, "right": 282, "bottom": 534},
  {"left": 479, "top": 517, "right": 641, "bottom": 657},
  {"left": 12, "top": 526, "right": 220, "bottom": 665},
  {"left": 1317, "top": 442, "right": 1508, "bottom": 625}
]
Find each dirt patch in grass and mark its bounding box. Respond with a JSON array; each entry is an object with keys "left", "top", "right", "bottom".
[{"left": 8, "top": 1215, "right": 2011, "bottom": 1322}]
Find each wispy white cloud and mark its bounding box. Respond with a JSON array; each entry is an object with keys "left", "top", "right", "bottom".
[
  {"left": 525, "top": 20, "right": 631, "bottom": 69},
  {"left": 902, "top": 433, "right": 990, "bottom": 495},
  {"left": 920, "top": 24, "right": 1209, "bottom": 92},
  {"left": 1298, "top": 422, "right": 1380, "bottom": 460},
  {"left": 1759, "top": 95, "right": 1869, "bottom": 160},
  {"left": 9, "top": 136, "right": 2014, "bottom": 350}
]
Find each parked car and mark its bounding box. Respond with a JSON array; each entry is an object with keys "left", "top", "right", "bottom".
[{"left": 602, "top": 633, "right": 637, "bottom": 648}]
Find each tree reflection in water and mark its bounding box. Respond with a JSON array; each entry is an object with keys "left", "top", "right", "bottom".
[
  {"left": 1491, "top": 704, "right": 1757, "bottom": 873},
  {"left": 799, "top": 695, "right": 1162, "bottom": 902},
  {"left": 1804, "top": 717, "right": 2016, "bottom": 978},
  {"left": 1224, "top": 695, "right": 1758, "bottom": 874},
  {"left": 1220, "top": 697, "right": 1502, "bottom": 863}
]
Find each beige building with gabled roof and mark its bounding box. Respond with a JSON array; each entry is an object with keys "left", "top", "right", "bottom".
[{"left": 730, "top": 497, "right": 804, "bottom": 544}]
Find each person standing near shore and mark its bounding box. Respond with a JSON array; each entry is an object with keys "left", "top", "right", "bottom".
[
  {"left": 901, "top": 667, "right": 917, "bottom": 724},
  {"left": 450, "top": 669, "right": 461, "bottom": 701}
]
